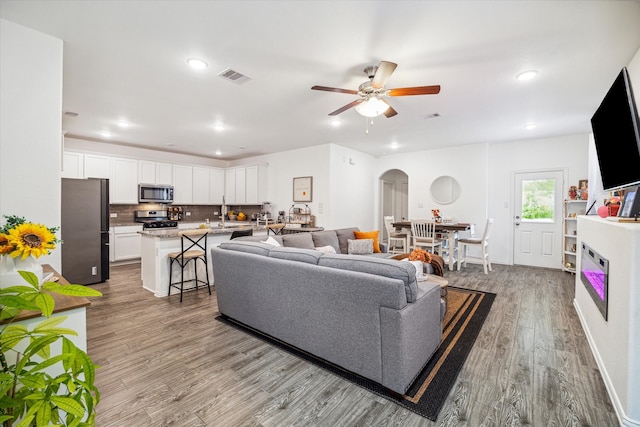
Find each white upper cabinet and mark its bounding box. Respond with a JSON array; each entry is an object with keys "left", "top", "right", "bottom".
[
  {"left": 224, "top": 165, "right": 266, "bottom": 205},
  {"left": 172, "top": 164, "right": 193, "bottom": 204},
  {"left": 155, "top": 162, "right": 173, "bottom": 185},
  {"left": 225, "top": 169, "right": 236, "bottom": 204},
  {"left": 192, "top": 166, "right": 211, "bottom": 205},
  {"left": 210, "top": 168, "right": 225, "bottom": 205},
  {"left": 138, "top": 160, "right": 156, "bottom": 184},
  {"left": 61, "top": 151, "right": 84, "bottom": 179},
  {"left": 84, "top": 154, "right": 111, "bottom": 178},
  {"left": 110, "top": 157, "right": 138, "bottom": 204}
]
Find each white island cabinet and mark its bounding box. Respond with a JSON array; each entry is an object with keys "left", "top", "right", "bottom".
[{"left": 139, "top": 226, "right": 257, "bottom": 297}]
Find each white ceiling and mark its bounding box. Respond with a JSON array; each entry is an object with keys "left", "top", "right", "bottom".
[{"left": 1, "top": 1, "right": 640, "bottom": 160}]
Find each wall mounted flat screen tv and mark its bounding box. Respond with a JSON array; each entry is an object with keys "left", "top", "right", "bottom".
[{"left": 590, "top": 67, "right": 640, "bottom": 191}]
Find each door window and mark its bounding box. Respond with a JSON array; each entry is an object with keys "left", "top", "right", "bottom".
[{"left": 521, "top": 179, "right": 555, "bottom": 222}]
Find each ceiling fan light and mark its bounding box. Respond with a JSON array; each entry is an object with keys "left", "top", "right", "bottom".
[{"left": 355, "top": 98, "right": 390, "bottom": 117}]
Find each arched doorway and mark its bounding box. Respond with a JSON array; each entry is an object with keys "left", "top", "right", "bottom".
[{"left": 380, "top": 169, "right": 409, "bottom": 243}]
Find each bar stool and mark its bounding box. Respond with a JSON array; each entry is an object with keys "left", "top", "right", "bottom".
[{"left": 168, "top": 230, "right": 211, "bottom": 302}]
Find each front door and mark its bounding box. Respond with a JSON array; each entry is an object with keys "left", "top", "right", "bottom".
[{"left": 513, "top": 170, "right": 564, "bottom": 269}]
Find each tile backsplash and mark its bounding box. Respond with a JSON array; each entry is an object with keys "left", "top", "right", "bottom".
[{"left": 109, "top": 204, "right": 262, "bottom": 225}]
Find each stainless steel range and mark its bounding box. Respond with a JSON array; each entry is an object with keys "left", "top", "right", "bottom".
[{"left": 134, "top": 210, "right": 178, "bottom": 229}]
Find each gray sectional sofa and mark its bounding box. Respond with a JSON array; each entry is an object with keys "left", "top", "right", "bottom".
[{"left": 211, "top": 227, "right": 443, "bottom": 394}]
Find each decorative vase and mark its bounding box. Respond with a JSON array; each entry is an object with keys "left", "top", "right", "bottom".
[
  {"left": 13, "top": 256, "right": 43, "bottom": 284},
  {"left": 0, "top": 256, "right": 24, "bottom": 289},
  {"left": 0, "top": 256, "right": 43, "bottom": 288}
]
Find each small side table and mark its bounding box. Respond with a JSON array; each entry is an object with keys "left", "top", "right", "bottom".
[{"left": 425, "top": 274, "right": 449, "bottom": 303}]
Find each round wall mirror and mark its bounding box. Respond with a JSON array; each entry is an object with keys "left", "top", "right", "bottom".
[{"left": 430, "top": 175, "right": 461, "bottom": 205}]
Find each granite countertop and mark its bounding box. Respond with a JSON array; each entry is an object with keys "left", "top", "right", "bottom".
[{"left": 138, "top": 223, "right": 264, "bottom": 238}]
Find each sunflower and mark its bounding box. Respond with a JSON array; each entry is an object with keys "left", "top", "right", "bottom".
[
  {"left": 6, "top": 223, "right": 57, "bottom": 259},
  {"left": 0, "top": 233, "right": 12, "bottom": 255}
]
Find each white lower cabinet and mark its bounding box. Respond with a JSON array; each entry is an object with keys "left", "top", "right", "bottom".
[{"left": 112, "top": 225, "right": 143, "bottom": 261}]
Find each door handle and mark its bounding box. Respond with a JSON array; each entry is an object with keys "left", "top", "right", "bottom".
[{"left": 515, "top": 215, "right": 521, "bottom": 226}]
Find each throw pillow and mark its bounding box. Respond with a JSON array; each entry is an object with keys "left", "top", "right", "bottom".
[
  {"left": 348, "top": 238, "right": 374, "bottom": 255},
  {"left": 354, "top": 230, "right": 381, "bottom": 253},
  {"left": 261, "top": 236, "right": 281, "bottom": 247},
  {"left": 315, "top": 245, "right": 337, "bottom": 254}
]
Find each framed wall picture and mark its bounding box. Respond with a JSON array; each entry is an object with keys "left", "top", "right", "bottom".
[{"left": 293, "top": 176, "right": 313, "bottom": 202}]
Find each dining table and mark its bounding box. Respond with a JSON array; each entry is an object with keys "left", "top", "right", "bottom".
[{"left": 391, "top": 221, "right": 472, "bottom": 271}]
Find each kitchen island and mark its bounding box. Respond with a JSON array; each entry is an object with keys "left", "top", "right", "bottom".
[{"left": 139, "top": 224, "right": 266, "bottom": 297}]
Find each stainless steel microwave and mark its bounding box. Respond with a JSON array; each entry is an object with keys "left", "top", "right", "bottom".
[{"left": 138, "top": 184, "right": 174, "bottom": 203}]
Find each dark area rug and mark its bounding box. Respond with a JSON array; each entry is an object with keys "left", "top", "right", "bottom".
[{"left": 216, "top": 286, "right": 495, "bottom": 421}]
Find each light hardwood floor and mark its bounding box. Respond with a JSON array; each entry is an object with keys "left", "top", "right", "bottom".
[{"left": 86, "top": 263, "right": 618, "bottom": 426}]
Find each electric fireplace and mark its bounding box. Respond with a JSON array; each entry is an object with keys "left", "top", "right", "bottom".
[{"left": 580, "top": 242, "right": 609, "bottom": 320}]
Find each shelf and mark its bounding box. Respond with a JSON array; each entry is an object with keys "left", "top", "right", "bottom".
[
  {"left": 564, "top": 234, "right": 577, "bottom": 238},
  {"left": 564, "top": 250, "right": 577, "bottom": 256}
]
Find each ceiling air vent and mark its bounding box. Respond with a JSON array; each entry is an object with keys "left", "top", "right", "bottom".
[{"left": 217, "top": 68, "right": 252, "bottom": 85}]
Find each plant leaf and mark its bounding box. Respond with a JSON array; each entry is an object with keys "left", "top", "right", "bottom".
[
  {"left": 0, "top": 285, "right": 38, "bottom": 294},
  {"left": 31, "top": 354, "right": 71, "bottom": 373},
  {"left": 41, "top": 283, "right": 102, "bottom": 297},
  {"left": 50, "top": 396, "right": 85, "bottom": 418},
  {"left": 18, "top": 373, "right": 47, "bottom": 389},
  {"left": 0, "top": 295, "right": 40, "bottom": 311},
  {"left": 36, "top": 400, "right": 52, "bottom": 427},
  {"left": 34, "top": 293, "right": 56, "bottom": 317},
  {"left": 17, "top": 271, "right": 40, "bottom": 289},
  {"left": 33, "top": 316, "right": 67, "bottom": 330}
]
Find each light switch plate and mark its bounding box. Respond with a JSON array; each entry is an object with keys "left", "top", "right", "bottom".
[{"left": 110, "top": 213, "right": 117, "bottom": 218}]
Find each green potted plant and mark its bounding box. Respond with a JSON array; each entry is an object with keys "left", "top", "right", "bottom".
[
  {"left": 0, "top": 215, "right": 102, "bottom": 426},
  {"left": 0, "top": 271, "right": 102, "bottom": 426}
]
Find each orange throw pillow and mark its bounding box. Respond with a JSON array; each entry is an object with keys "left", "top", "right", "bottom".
[{"left": 354, "top": 230, "right": 381, "bottom": 253}]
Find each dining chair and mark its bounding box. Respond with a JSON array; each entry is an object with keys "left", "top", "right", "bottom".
[
  {"left": 458, "top": 218, "right": 494, "bottom": 274},
  {"left": 383, "top": 216, "right": 408, "bottom": 254},
  {"left": 410, "top": 219, "right": 444, "bottom": 254}
]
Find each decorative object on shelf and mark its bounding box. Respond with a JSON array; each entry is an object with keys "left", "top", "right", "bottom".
[
  {"left": 0, "top": 270, "right": 102, "bottom": 426},
  {"left": 431, "top": 209, "right": 442, "bottom": 223},
  {"left": 0, "top": 215, "right": 60, "bottom": 288},
  {"left": 562, "top": 200, "right": 587, "bottom": 274},
  {"left": 568, "top": 186, "right": 578, "bottom": 200},
  {"left": 578, "top": 179, "right": 588, "bottom": 200},
  {"left": 293, "top": 176, "right": 313, "bottom": 202}
]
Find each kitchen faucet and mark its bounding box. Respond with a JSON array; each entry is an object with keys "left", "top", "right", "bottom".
[{"left": 219, "top": 195, "right": 226, "bottom": 228}]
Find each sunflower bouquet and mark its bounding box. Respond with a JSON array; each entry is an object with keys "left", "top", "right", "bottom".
[{"left": 0, "top": 215, "right": 60, "bottom": 259}]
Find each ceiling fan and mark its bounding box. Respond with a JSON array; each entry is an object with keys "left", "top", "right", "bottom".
[{"left": 311, "top": 60, "right": 440, "bottom": 118}]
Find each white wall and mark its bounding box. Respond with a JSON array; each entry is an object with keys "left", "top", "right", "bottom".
[
  {"left": 0, "top": 19, "right": 63, "bottom": 271},
  {"left": 488, "top": 133, "right": 589, "bottom": 264}
]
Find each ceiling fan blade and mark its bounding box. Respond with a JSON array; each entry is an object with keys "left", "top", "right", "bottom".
[
  {"left": 371, "top": 61, "right": 398, "bottom": 89},
  {"left": 311, "top": 85, "right": 358, "bottom": 95},
  {"left": 329, "top": 99, "right": 363, "bottom": 116},
  {"left": 387, "top": 85, "right": 441, "bottom": 96}
]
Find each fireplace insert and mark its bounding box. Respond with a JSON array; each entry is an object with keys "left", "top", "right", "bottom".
[{"left": 580, "top": 242, "right": 609, "bottom": 320}]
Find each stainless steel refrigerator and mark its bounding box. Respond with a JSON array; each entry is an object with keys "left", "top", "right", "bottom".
[{"left": 61, "top": 178, "right": 110, "bottom": 285}]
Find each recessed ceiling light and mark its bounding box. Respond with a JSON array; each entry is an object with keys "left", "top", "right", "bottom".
[
  {"left": 516, "top": 70, "right": 538, "bottom": 81},
  {"left": 213, "top": 123, "right": 225, "bottom": 131},
  {"left": 64, "top": 111, "right": 79, "bottom": 117},
  {"left": 167, "top": 143, "right": 175, "bottom": 147},
  {"left": 239, "top": 146, "right": 246, "bottom": 150},
  {"left": 116, "top": 120, "right": 129, "bottom": 128},
  {"left": 524, "top": 123, "right": 537, "bottom": 130},
  {"left": 215, "top": 150, "right": 222, "bottom": 156},
  {"left": 330, "top": 119, "right": 341, "bottom": 126},
  {"left": 187, "top": 58, "right": 208, "bottom": 70},
  {"left": 390, "top": 142, "right": 399, "bottom": 149},
  {"left": 100, "top": 131, "right": 112, "bottom": 138}
]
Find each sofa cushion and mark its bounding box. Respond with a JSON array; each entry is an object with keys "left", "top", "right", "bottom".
[
  {"left": 217, "top": 241, "right": 272, "bottom": 257},
  {"left": 335, "top": 227, "right": 359, "bottom": 254},
  {"left": 236, "top": 234, "right": 284, "bottom": 245},
  {"left": 348, "top": 238, "right": 374, "bottom": 255},
  {"left": 281, "top": 232, "right": 315, "bottom": 249},
  {"left": 354, "top": 230, "right": 381, "bottom": 253},
  {"left": 311, "top": 230, "right": 341, "bottom": 253},
  {"left": 315, "top": 245, "right": 337, "bottom": 255},
  {"left": 318, "top": 254, "right": 418, "bottom": 303},
  {"left": 268, "top": 246, "right": 324, "bottom": 265}
]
